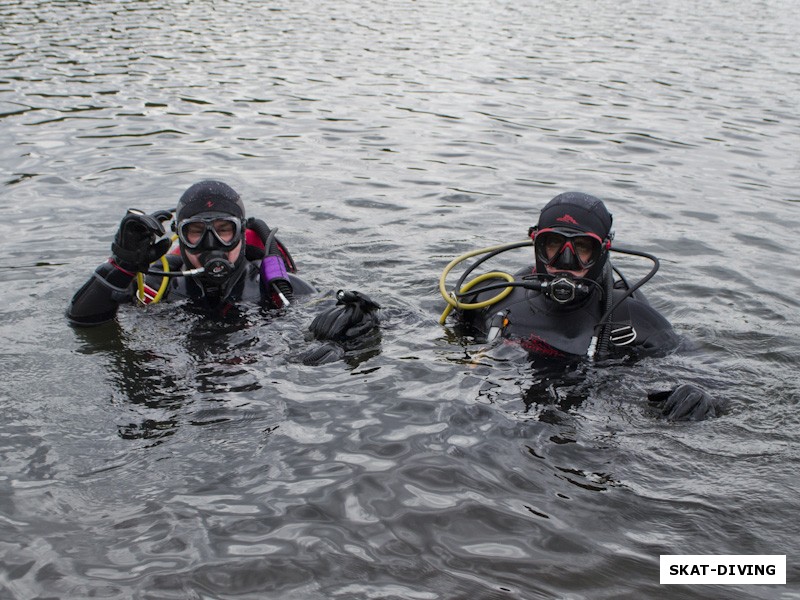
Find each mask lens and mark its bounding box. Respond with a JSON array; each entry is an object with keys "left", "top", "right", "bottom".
[
  {"left": 181, "top": 222, "right": 207, "bottom": 247},
  {"left": 212, "top": 219, "right": 237, "bottom": 244},
  {"left": 572, "top": 236, "right": 600, "bottom": 267},
  {"left": 536, "top": 232, "right": 567, "bottom": 263}
]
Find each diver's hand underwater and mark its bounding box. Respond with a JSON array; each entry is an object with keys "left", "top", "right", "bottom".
[
  {"left": 648, "top": 383, "right": 725, "bottom": 421},
  {"left": 309, "top": 290, "right": 381, "bottom": 342}
]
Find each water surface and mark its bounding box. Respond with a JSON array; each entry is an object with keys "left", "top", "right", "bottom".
[{"left": 1, "top": 0, "right": 799, "bottom": 598}]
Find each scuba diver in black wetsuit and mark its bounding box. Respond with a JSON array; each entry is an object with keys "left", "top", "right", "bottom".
[
  {"left": 439, "top": 191, "right": 723, "bottom": 421},
  {"left": 67, "top": 180, "right": 379, "bottom": 361}
]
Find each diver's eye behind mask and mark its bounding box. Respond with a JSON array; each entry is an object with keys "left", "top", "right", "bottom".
[
  {"left": 177, "top": 215, "right": 243, "bottom": 251},
  {"left": 534, "top": 229, "right": 605, "bottom": 270}
]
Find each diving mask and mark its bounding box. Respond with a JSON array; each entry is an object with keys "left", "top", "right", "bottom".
[
  {"left": 176, "top": 214, "right": 243, "bottom": 251},
  {"left": 534, "top": 229, "right": 605, "bottom": 271}
]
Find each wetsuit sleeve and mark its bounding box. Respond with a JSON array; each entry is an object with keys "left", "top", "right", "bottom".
[
  {"left": 285, "top": 273, "right": 317, "bottom": 296},
  {"left": 67, "top": 261, "right": 136, "bottom": 326},
  {"left": 449, "top": 278, "right": 508, "bottom": 338},
  {"left": 618, "top": 297, "right": 681, "bottom": 356},
  {"left": 453, "top": 305, "right": 492, "bottom": 338}
]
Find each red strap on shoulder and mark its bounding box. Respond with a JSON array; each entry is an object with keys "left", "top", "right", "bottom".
[{"left": 245, "top": 228, "right": 265, "bottom": 252}]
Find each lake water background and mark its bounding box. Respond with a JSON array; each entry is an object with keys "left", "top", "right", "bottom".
[{"left": 1, "top": 0, "right": 799, "bottom": 598}]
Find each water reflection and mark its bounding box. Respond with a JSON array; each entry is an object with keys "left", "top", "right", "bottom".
[
  {"left": 71, "top": 296, "right": 385, "bottom": 444},
  {"left": 72, "top": 307, "right": 266, "bottom": 443}
]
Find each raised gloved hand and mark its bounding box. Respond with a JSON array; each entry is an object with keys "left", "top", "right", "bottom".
[
  {"left": 309, "top": 290, "right": 381, "bottom": 342},
  {"left": 111, "top": 209, "right": 172, "bottom": 272},
  {"left": 648, "top": 384, "right": 725, "bottom": 421}
]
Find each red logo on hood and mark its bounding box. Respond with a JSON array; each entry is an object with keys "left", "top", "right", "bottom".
[
  {"left": 205, "top": 200, "right": 215, "bottom": 208},
  {"left": 556, "top": 213, "right": 579, "bottom": 226}
]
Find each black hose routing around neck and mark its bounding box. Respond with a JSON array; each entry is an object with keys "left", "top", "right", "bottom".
[
  {"left": 441, "top": 239, "right": 661, "bottom": 357},
  {"left": 595, "top": 263, "right": 615, "bottom": 359}
]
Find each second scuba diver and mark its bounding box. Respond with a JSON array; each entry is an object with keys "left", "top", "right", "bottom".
[
  {"left": 439, "top": 191, "right": 723, "bottom": 421},
  {"left": 67, "top": 179, "right": 379, "bottom": 361}
]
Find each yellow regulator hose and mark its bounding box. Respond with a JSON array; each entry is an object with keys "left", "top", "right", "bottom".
[
  {"left": 136, "top": 253, "right": 171, "bottom": 305},
  {"left": 438, "top": 241, "right": 530, "bottom": 325}
]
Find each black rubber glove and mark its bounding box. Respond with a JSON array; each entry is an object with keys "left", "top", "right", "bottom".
[
  {"left": 648, "top": 384, "right": 724, "bottom": 421},
  {"left": 111, "top": 209, "right": 172, "bottom": 272},
  {"left": 298, "top": 343, "right": 346, "bottom": 366},
  {"left": 309, "top": 290, "right": 380, "bottom": 342}
]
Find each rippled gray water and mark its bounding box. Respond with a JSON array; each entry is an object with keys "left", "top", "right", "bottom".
[{"left": 2, "top": 1, "right": 799, "bottom": 598}]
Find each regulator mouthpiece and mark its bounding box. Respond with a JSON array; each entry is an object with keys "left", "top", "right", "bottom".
[
  {"left": 200, "top": 251, "right": 235, "bottom": 280},
  {"left": 546, "top": 274, "right": 589, "bottom": 304}
]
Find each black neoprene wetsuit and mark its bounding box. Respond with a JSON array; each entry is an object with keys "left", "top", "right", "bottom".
[
  {"left": 67, "top": 254, "right": 316, "bottom": 326},
  {"left": 456, "top": 266, "right": 679, "bottom": 360}
]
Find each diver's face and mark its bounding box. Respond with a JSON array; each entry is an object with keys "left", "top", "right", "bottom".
[
  {"left": 541, "top": 234, "right": 597, "bottom": 265},
  {"left": 185, "top": 239, "right": 242, "bottom": 269},
  {"left": 540, "top": 235, "right": 589, "bottom": 277},
  {"left": 535, "top": 229, "right": 600, "bottom": 279}
]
